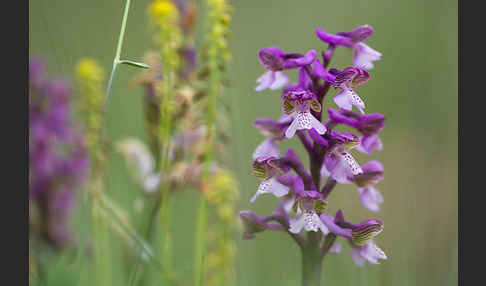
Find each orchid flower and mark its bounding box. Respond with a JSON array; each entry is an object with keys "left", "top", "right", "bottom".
[
  {"left": 250, "top": 156, "right": 290, "bottom": 203},
  {"left": 256, "top": 47, "right": 317, "bottom": 91},
  {"left": 316, "top": 25, "right": 382, "bottom": 70}
]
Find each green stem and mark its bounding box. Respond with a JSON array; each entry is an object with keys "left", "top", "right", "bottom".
[
  {"left": 105, "top": 0, "right": 132, "bottom": 107},
  {"left": 301, "top": 232, "right": 324, "bottom": 286}
]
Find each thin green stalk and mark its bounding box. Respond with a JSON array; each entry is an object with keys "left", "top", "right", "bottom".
[
  {"left": 105, "top": 0, "right": 132, "bottom": 107},
  {"left": 194, "top": 39, "right": 220, "bottom": 286}
]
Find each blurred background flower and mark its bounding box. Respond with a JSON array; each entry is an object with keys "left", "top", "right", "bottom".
[{"left": 29, "top": 58, "right": 89, "bottom": 249}]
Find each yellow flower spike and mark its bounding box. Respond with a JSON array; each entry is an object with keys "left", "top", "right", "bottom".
[
  {"left": 76, "top": 58, "right": 105, "bottom": 84},
  {"left": 75, "top": 58, "right": 105, "bottom": 158},
  {"left": 148, "top": 0, "right": 179, "bottom": 26}
]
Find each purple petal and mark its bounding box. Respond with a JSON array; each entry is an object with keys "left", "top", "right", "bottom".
[
  {"left": 309, "top": 115, "right": 327, "bottom": 135},
  {"left": 289, "top": 215, "right": 307, "bottom": 234},
  {"left": 284, "top": 115, "right": 300, "bottom": 138},
  {"left": 358, "top": 187, "right": 383, "bottom": 212},
  {"left": 339, "top": 25, "right": 374, "bottom": 43},
  {"left": 361, "top": 160, "right": 384, "bottom": 174},
  {"left": 320, "top": 214, "right": 352, "bottom": 238},
  {"left": 350, "top": 246, "right": 366, "bottom": 267},
  {"left": 284, "top": 49, "right": 317, "bottom": 69},
  {"left": 360, "top": 241, "right": 387, "bottom": 264},
  {"left": 250, "top": 178, "right": 290, "bottom": 203},
  {"left": 334, "top": 90, "right": 353, "bottom": 110},
  {"left": 353, "top": 43, "right": 382, "bottom": 70},
  {"left": 358, "top": 113, "right": 385, "bottom": 135},
  {"left": 258, "top": 46, "right": 286, "bottom": 71},
  {"left": 357, "top": 134, "right": 383, "bottom": 155},
  {"left": 312, "top": 58, "right": 336, "bottom": 82},
  {"left": 315, "top": 28, "right": 353, "bottom": 47},
  {"left": 253, "top": 138, "right": 280, "bottom": 160},
  {"left": 328, "top": 108, "right": 360, "bottom": 128},
  {"left": 308, "top": 128, "right": 329, "bottom": 147}
]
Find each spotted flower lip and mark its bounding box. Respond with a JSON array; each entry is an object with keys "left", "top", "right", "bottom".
[
  {"left": 316, "top": 25, "right": 381, "bottom": 70},
  {"left": 250, "top": 177, "right": 290, "bottom": 203},
  {"left": 324, "top": 138, "right": 363, "bottom": 184},
  {"left": 330, "top": 67, "right": 369, "bottom": 114},
  {"left": 289, "top": 190, "right": 329, "bottom": 234},
  {"left": 281, "top": 87, "right": 327, "bottom": 138}
]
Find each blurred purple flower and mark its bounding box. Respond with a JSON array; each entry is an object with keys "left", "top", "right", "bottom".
[{"left": 29, "top": 58, "right": 89, "bottom": 249}]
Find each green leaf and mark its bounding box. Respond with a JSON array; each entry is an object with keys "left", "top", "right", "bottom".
[{"left": 119, "top": 60, "right": 150, "bottom": 69}]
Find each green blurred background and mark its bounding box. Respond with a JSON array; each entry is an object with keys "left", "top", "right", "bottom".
[{"left": 29, "top": 0, "right": 457, "bottom": 285}]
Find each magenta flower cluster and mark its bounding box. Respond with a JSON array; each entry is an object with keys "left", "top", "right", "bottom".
[
  {"left": 240, "top": 25, "right": 387, "bottom": 267},
  {"left": 29, "top": 59, "right": 89, "bottom": 248}
]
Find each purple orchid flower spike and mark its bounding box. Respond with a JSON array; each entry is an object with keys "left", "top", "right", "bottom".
[
  {"left": 255, "top": 47, "right": 317, "bottom": 91},
  {"left": 282, "top": 86, "right": 327, "bottom": 138},
  {"left": 251, "top": 156, "right": 290, "bottom": 203},
  {"left": 316, "top": 25, "right": 382, "bottom": 70},
  {"left": 289, "top": 191, "right": 329, "bottom": 234},
  {"left": 330, "top": 67, "right": 369, "bottom": 114},
  {"left": 353, "top": 160, "right": 384, "bottom": 212},
  {"left": 244, "top": 25, "right": 388, "bottom": 281}
]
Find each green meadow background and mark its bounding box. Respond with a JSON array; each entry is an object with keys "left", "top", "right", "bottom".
[{"left": 29, "top": 0, "right": 457, "bottom": 285}]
